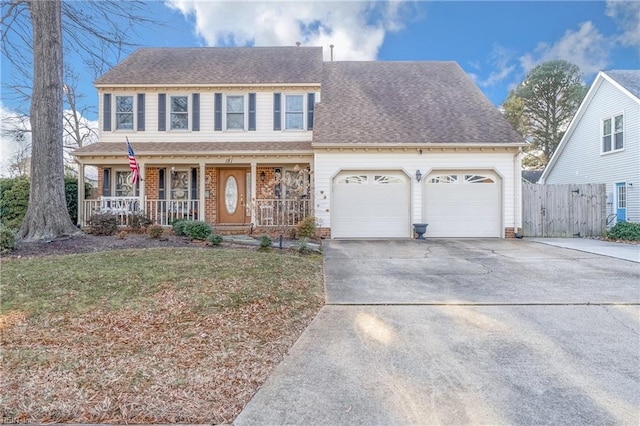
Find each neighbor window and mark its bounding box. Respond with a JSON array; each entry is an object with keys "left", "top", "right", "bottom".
[
  {"left": 226, "top": 95, "right": 245, "bottom": 130},
  {"left": 170, "top": 96, "right": 189, "bottom": 130},
  {"left": 285, "top": 95, "right": 304, "bottom": 129},
  {"left": 603, "top": 114, "right": 623, "bottom": 152},
  {"left": 115, "top": 96, "right": 134, "bottom": 130}
]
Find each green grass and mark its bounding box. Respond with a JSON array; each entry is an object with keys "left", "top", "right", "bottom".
[{"left": 1, "top": 247, "right": 323, "bottom": 316}]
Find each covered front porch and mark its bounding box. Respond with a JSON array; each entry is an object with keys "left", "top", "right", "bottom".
[{"left": 74, "top": 142, "right": 314, "bottom": 230}]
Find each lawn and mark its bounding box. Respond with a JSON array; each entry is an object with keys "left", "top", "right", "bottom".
[{"left": 0, "top": 246, "right": 324, "bottom": 424}]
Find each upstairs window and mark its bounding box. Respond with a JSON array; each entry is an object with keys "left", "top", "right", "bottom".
[
  {"left": 226, "top": 95, "right": 245, "bottom": 130},
  {"left": 170, "top": 96, "right": 189, "bottom": 130},
  {"left": 115, "top": 96, "right": 134, "bottom": 130},
  {"left": 285, "top": 95, "right": 304, "bottom": 130},
  {"left": 603, "top": 114, "right": 623, "bottom": 153}
]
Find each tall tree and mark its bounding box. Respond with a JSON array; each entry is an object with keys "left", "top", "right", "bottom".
[
  {"left": 504, "top": 60, "right": 587, "bottom": 169},
  {"left": 20, "top": 0, "right": 78, "bottom": 240},
  {"left": 1, "top": 0, "right": 157, "bottom": 240}
]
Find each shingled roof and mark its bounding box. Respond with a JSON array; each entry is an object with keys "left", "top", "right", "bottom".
[
  {"left": 605, "top": 70, "right": 640, "bottom": 100},
  {"left": 74, "top": 141, "right": 313, "bottom": 156},
  {"left": 313, "top": 61, "right": 524, "bottom": 146},
  {"left": 95, "top": 47, "right": 323, "bottom": 86}
]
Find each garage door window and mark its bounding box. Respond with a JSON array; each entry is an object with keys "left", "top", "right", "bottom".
[
  {"left": 429, "top": 174, "right": 458, "bottom": 184},
  {"left": 337, "top": 175, "right": 368, "bottom": 185},
  {"left": 465, "top": 174, "right": 495, "bottom": 183},
  {"left": 374, "top": 175, "right": 403, "bottom": 184}
]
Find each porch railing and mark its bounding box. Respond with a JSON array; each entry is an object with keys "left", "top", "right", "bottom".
[
  {"left": 82, "top": 197, "right": 310, "bottom": 227},
  {"left": 254, "top": 198, "right": 310, "bottom": 227}
]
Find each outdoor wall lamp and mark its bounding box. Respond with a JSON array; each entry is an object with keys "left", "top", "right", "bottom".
[
  {"left": 416, "top": 170, "right": 422, "bottom": 182},
  {"left": 260, "top": 171, "right": 266, "bottom": 182}
]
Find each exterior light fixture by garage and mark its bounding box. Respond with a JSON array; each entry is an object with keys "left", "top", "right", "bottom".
[{"left": 415, "top": 170, "right": 422, "bottom": 182}]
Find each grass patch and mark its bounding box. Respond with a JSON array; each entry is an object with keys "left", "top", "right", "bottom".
[{"left": 1, "top": 247, "right": 324, "bottom": 424}]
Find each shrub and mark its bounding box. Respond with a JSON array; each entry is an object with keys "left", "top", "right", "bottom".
[
  {"left": 64, "top": 176, "right": 92, "bottom": 225},
  {"left": 147, "top": 225, "right": 164, "bottom": 239},
  {"left": 172, "top": 218, "right": 189, "bottom": 236},
  {"left": 297, "top": 216, "right": 317, "bottom": 239},
  {"left": 184, "top": 221, "right": 212, "bottom": 241},
  {"left": 127, "top": 212, "right": 153, "bottom": 231},
  {"left": 88, "top": 213, "right": 118, "bottom": 236},
  {"left": 259, "top": 234, "right": 273, "bottom": 250},
  {"left": 0, "top": 177, "right": 29, "bottom": 229},
  {"left": 296, "top": 237, "right": 312, "bottom": 254},
  {"left": 207, "top": 233, "right": 223, "bottom": 246},
  {"left": 607, "top": 221, "right": 640, "bottom": 241},
  {"left": 117, "top": 230, "right": 128, "bottom": 240},
  {"left": 0, "top": 224, "right": 16, "bottom": 253}
]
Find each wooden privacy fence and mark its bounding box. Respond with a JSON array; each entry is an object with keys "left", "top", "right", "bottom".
[{"left": 523, "top": 183, "right": 606, "bottom": 237}]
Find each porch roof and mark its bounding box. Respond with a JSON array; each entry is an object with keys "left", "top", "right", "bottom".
[{"left": 73, "top": 141, "right": 313, "bottom": 157}]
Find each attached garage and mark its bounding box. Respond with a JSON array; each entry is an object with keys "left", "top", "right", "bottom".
[
  {"left": 423, "top": 171, "right": 502, "bottom": 237},
  {"left": 331, "top": 171, "right": 411, "bottom": 238}
]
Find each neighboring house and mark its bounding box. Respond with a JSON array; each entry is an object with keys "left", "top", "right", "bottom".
[
  {"left": 522, "top": 170, "right": 543, "bottom": 184},
  {"left": 73, "top": 47, "right": 525, "bottom": 238},
  {"left": 540, "top": 70, "right": 640, "bottom": 225}
]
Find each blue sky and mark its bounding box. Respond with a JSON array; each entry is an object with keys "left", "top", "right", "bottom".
[{"left": 1, "top": 0, "right": 639, "bottom": 121}]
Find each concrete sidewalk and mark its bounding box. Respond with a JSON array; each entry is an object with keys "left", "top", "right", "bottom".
[{"left": 529, "top": 237, "right": 640, "bottom": 263}]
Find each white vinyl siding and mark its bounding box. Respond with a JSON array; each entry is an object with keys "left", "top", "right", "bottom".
[
  {"left": 99, "top": 89, "right": 316, "bottom": 143},
  {"left": 314, "top": 150, "right": 520, "bottom": 238},
  {"left": 545, "top": 78, "right": 640, "bottom": 222}
]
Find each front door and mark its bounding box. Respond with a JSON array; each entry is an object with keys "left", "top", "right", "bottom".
[
  {"left": 616, "top": 182, "right": 627, "bottom": 223},
  {"left": 219, "top": 169, "right": 250, "bottom": 224}
]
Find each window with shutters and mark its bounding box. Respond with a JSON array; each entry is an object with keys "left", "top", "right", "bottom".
[
  {"left": 170, "top": 95, "right": 189, "bottom": 130},
  {"left": 115, "top": 96, "right": 134, "bottom": 130},
  {"left": 602, "top": 114, "right": 623, "bottom": 153}
]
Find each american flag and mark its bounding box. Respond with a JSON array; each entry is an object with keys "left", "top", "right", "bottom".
[{"left": 126, "top": 138, "right": 139, "bottom": 184}]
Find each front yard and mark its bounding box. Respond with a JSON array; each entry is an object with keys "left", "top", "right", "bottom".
[{"left": 1, "top": 244, "right": 324, "bottom": 423}]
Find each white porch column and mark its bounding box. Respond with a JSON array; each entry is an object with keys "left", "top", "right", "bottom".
[
  {"left": 77, "top": 161, "right": 85, "bottom": 226},
  {"left": 138, "top": 162, "right": 146, "bottom": 211},
  {"left": 250, "top": 162, "right": 257, "bottom": 224},
  {"left": 199, "top": 162, "right": 206, "bottom": 221}
]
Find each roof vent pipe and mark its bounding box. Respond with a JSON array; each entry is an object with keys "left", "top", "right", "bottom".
[
  {"left": 296, "top": 41, "right": 301, "bottom": 47},
  {"left": 330, "top": 44, "right": 334, "bottom": 61}
]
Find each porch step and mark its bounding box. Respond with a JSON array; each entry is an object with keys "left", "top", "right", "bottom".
[{"left": 212, "top": 224, "right": 254, "bottom": 235}]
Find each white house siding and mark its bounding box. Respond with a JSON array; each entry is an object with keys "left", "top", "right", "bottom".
[
  {"left": 544, "top": 79, "right": 640, "bottom": 222},
  {"left": 313, "top": 149, "right": 521, "bottom": 237},
  {"left": 98, "top": 88, "right": 318, "bottom": 144}
]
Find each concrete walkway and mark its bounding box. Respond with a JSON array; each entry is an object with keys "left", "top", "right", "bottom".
[
  {"left": 529, "top": 237, "right": 640, "bottom": 263},
  {"left": 235, "top": 239, "right": 640, "bottom": 425}
]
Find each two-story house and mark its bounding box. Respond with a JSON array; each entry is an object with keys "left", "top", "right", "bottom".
[
  {"left": 541, "top": 70, "right": 640, "bottom": 225},
  {"left": 74, "top": 46, "right": 525, "bottom": 238}
]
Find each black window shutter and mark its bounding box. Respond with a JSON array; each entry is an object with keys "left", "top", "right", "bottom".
[
  {"left": 191, "top": 168, "right": 198, "bottom": 200},
  {"left": 307, "top": 93, "right": 315, "bottom": 130},
  {"left": 103, "top": 94, "right": 111, "bottom": 131},
  {"left": 248, "top": 93, "right": 256, "bottom": 131},
  {"left": 214, "top": 93, "right": 222, "bottom": 131},
  {"left": 192, "top": 93, "right": 200, "bottom": 131},
  {"left": 158, "top": 93, "right": 166, "bottom": 131},
  {"left": 102, "top": 168, "right": 111, "bottom": 196},
  {"left": 273, "top": 93, "right": 281, "bottom": 131},
  {"left": 137, "top": 93, "right": 145, "bottom": 131},
  {"left": 158, "top": 168, "right": 165, "bottom": 200}
]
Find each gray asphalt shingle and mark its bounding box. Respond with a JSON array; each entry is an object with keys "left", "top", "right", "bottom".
[
  {"left": 313, "top": 61, "right": 524, "bottom": 145},
  {"left": 95, "top": 47, "right": 323, "bottom": 85},
  {"left": 605, "top": 70, "right": 640, "bottom": 100},
  {"left": 73, "top": 141, "right": 313, "bottom": 156}
]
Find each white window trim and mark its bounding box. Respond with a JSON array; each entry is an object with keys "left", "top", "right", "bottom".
[
  {"left": 223, "top": 93, "right": 248, "bottom": 131},
  {"left": 601, "top": 112, "right": 624, "bottom": 155},
  {"left": 168, "top": 94, "right": 190, "bottom": 132},
  {"left": 169, "top": 169, "right": 192, "bottom": 201},
  {"left": 113, "top": 94, "right": 136, "bottom": 132},
  {"left": 283, "top": 93, "right": 306, "bottom": 131}
]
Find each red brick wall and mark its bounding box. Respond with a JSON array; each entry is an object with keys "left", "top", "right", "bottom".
[
  {"left": 504, "top": 227, "right": 521, "bottom": 238},
  {"left": 145, "top": 167, "right": 159, "bottom": 199}
]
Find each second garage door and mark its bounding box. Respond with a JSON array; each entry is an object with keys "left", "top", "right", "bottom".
[
  {"left": 332, "top": 171, "right": 410, "bottom": 238},
  {"left": 423, "top": 171, "right": 501, "bottom": 237}
]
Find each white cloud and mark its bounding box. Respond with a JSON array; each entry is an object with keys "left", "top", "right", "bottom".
[
  {"left": 478, "top": 44, "right": 517, "bottom": 87},
  {"left": 165, "top": 0, "right": 412, "bottom": 60},
  {"left": 519, "top": 21, "right": 609, "bottom": 76},
  {"left": 606, "top": 0, "right": 640, "bottom": 47}
]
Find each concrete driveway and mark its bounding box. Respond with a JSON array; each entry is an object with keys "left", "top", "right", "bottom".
[{"left": 235, "top": 239, "right": 640, "bottom": 425}]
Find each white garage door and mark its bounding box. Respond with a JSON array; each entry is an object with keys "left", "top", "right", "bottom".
[
  {"left": 332, "top": 171, "right": 410, "bottom": 238},
  {"left": 424, "top": 171, "right": 501, "bottom": 237}
]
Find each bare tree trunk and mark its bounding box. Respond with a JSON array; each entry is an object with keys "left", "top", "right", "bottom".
[{"left": 20, "top": 0, "right": 79, "bottom": 241}]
